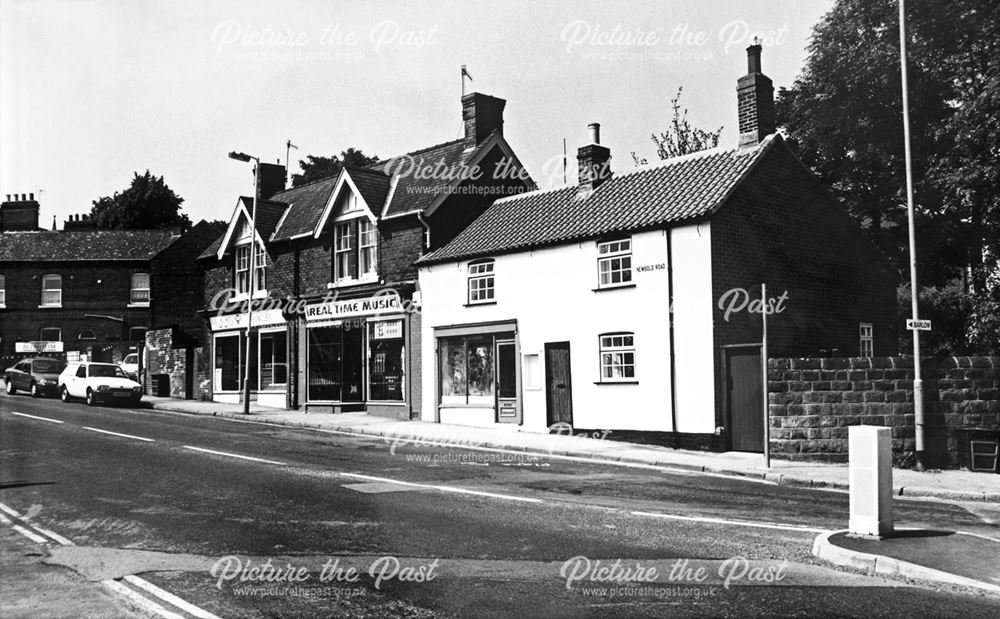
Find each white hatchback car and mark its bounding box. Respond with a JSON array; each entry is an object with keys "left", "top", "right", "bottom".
[{"left": 59, "top": 362, "right": 143, "bottom": 406}]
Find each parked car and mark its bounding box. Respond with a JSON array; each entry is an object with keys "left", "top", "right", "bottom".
[
  {"left": 4, "top": 357, "right": 67, "bottom": 397},
  {"left": 120, "top": 353, "right": 140, "bottom": 381},
  {"left": 59, "top": 362, "right": 143, "bottom": 406}
]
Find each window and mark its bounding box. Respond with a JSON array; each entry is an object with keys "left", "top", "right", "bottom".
[
  {"left": 307, "top": 323, "right": 364, "bottom": 402},
  {"left": 78, "top": 330, "right": 96, "bottom": 341},
  {"left": 129, "top": 327, "right": 147, "bottom": 342},
  {"left": 439, "top": 334, "right": 497, "bottom": 406},
  {"left": 335, "top": 223, "right": 354, "bottom": 281},
  {"left": 130, "top": 273, "right": 150, "bottom": 305},
  {"left": 368, "top": 320, "right": 404, "bottom": 401},
  {"left": 0, "top": 274, "right": 5, "bottom": 306},
  {"left": 235, "top": 246, "right": 250, "bottom": 295},
  {"left": 599, "top": 332, "right": 636, "bottom": 382},
  {"left": 41, "top": 274, "right": 62, "bottom": 306},
  {"left": 214, "top": 334, "right": 243, "bottom": 392},
  {"left": 254, "top": 246, "right": 266, "bottom": 291},
  {"left": 467, "top": 260, "right": 495, "bottom": 304},
  {"left": 359, "top": 219, "right": 378, "bottom": 277},
  {"left": 259, "top": 331, "right": 288, "bottom": 390},
  {"left": 860, "top": 323, "right": 874, "bottom": 357},
  {"left": 597, "top": 239, "right": 632, "bottom": 288},
  {"left": 40, "top": 327, "right": 62, "bottom": 342}
]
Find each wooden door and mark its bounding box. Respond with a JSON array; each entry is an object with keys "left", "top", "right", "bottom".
[
  {"left": 545, "top": 342, "right": 573, "bottom": 427},
  {"left": 727, "top": 347, "right": 763, "bottom": 452}
]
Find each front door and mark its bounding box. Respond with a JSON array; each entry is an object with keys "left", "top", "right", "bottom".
[
  {"left": 545, "top": 342, "right": 573, "bottom": 427},
  {"left": 495, "top": 339, "right": 519, "bottom": 423},
  {"left": 727, "top": 346, "right": 763, "bottom": 452}
]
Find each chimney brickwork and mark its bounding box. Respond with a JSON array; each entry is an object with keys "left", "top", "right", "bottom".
[
  {"left": 462, "top": 93, "right": 506, "bottom": 148},
  {"left": 737, "top": 44, "right": 775, "bottom": 147},
  {"left": 0, "top": 194, "right": 41, "bottom": 231},
  {"left": 577, "top": 122, "right": 612, "bottom": 196}
]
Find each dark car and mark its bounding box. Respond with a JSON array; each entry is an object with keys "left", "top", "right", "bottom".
[{"left": 4, "top": 357, "right": 68, "bottom": 398}]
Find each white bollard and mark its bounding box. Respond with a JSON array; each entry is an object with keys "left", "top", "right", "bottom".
[{"left": 848, "top": 425, "right": 894, "bottom": 538}]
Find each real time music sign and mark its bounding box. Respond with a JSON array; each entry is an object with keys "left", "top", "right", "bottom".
[{"left": 304, "top": 292, "right": 403, "bottom": 322}]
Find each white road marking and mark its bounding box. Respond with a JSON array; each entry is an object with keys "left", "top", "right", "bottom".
[
  {"left": 0, "top": 513, "right": 10, "bottom": 524},
  {"left": 631, "top": 510, "right": 830, "bottom": 533},
  {"left": 12, "top": 524, "right": 49, "bottom": 544},
  {"left": 0, "top": 502, "right": 75, "bottom": 545},
  {"left": 29, "top": 523, "right": 75, "bottom": 546},
  {"left": 340, "top": 472, "right": 544, "bottom": 503},
  {"left": 956, "top": 530, "right": 1000, "bottom": 544},
  {"left": 103, "top": 579, "right": 186, "bottom": 619},
  {"left": 10, "top": 411, "right": 63, "bottom": 424},
  {"left": 0, "top": 503, "right": 23, "bottom": 519},
  {"left": 182, "top": 446, "right": 286, "bottom": 466},
  {"left": 82, "top": 426, "right": 155, "bottom": 443},
  {"left": 124, "top": 575, "right": 222, "bottom": 619}
]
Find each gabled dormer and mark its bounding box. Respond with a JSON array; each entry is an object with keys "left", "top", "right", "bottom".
[
  {"left": 313, "top": 167, "right": 392, "bottom": 287},
  {"left": 212, "top": 196, "right": 288, "bottom": 300}
]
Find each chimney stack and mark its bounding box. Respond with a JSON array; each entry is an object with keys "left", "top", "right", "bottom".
[
  {"left": 577, "top": 122, "right": 612, "bottom": 196},
  {"left": 462, "top": 92, "right": 506, "bottom": 148},
  {"left": 0, "top": 192, "right": 40, "bottom": 231},
  {"left": 256, "top": 162, "right": 286, "bottom": 201},
  {"left": 737, "top": 42, "right": 775, "bottom": 148}
]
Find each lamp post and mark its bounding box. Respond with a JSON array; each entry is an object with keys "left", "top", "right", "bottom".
[{"left": 228, "top": 150, "right": 259, "bottom": 415}]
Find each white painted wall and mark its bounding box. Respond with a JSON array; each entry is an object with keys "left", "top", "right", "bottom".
[{"left": 419, "top": 224, "right": 716, "bottom": 434}]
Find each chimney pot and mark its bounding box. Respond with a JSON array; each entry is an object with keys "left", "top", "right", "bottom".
[
  {"left": 21, "top": 194, "right": 26, "bottom": 201},
  {"left": 29, "top": 192, "right": 34, "bottom": 200},
  {"left": 5, "top": 194, "right": 9, "bottom": 201},
  {"left": 588, "top": 123, "right": 601, "bottom": 145}
]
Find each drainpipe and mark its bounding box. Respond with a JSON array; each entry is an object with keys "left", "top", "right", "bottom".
[
  {"left": 416, "top": 213, "right": 431, "bottom": 251},
  {"left": 666, "top": 230, "right": 679, "bottom": 447}
]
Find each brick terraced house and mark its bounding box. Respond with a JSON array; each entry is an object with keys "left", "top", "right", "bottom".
[
  {"left": 415, "top": 46, "right": 898, "bottom": 452},
  {"left": 197, "top": 91, "right": 533, "bottom": 417}
]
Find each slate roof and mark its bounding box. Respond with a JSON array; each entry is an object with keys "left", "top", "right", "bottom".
[
  {"left": 369, "top": 138, "right": 472, "bottom": 218},
  {"left": 345, "top": 166, "right": 392, "bottom": 214},
  {"left": 418, "top": 135, "right": 781, "bottom": 266},
  {"left": 197, "top": 198, "right": 288, "bottom": 260},
  {"left": 0, "top": 229, "right": 179, "bottom": 261},
  {"left": 268, "top": 176, "right": 339, "bottom": 242}
]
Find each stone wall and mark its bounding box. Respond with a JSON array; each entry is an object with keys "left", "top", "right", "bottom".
[{"left": 768, "top": 356, "right": 1000, "bottom": 468}]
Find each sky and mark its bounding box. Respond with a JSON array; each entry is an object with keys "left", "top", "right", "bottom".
[{"left": 1, "top": 0, "right": 835, "bottom": 229}]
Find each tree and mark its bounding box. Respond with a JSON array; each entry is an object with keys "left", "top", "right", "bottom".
[
  {"left": 291, "top": 147, "right": 380, "bottom": 187},
  {"left": 775, "top": 0, "right": 1000, "bottom": 291},
  {"left": 632, "top": 87, "right": 723, "bottom": 166},
  {"left": 91, "top": 170, "right": 190, "bottom": 231}
]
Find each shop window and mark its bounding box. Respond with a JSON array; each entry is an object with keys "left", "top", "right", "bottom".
[
  {"left": 599, "top": 332, "right": 636, "bottom": 382},
  {"left": 860, "top": 323, "right": 874, "bottom": 357},
  {"left": 130, "top": 273, "right": 150, "bottom": 305},
  {"left": 41, "top": 274, "right": 62, "bottom": 306},
  {"left": 259, "top": 331, "right": 288, "bottom": 389},
  {"left": 0, "top": 274, "right": 5, "bottom": 306},
  {"left": 359, "top": 219, "right": 378, "bottom": 277},
  {"left": 40, "top": 327, "right": 61, "bottom": 341},
  {"left": 467, "top": 260, "right": 495, "bottom": 304},
  {"left": 597, "top": 239, "right": 632, "bottom": 288},
  {"left": 369, "top": 320, "right": 404, "bottom": 401},
  {"left": 214, "top": 333, "right": 243, "bottom": 392},
  {"left": 439, "top": 335, "right": 496, "bottom": 405}
]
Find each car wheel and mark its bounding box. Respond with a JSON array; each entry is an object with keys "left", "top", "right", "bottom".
[
  {"left": 30, "top": 382, "right": 40, "bottom": 398},
  {"left": 86, "top": 388, "right": 96, "bottom": 407},
  {"left": 4, "top": 380, "right": 14, "bottom": 395},
  {"left": 61, "top": 386, "right": 70, "bottom": 402}
]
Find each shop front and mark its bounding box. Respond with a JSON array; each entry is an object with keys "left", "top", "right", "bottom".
[
  {"left": 210, "top": 309, "right": 289, "bottom": 408},
  {"left": 300, "top": 290, "right": 415, "bottom": 418}
]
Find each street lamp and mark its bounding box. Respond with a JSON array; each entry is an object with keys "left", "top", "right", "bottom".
[{"left": 228, "top": 150, "right": 259, "bottom": 415}]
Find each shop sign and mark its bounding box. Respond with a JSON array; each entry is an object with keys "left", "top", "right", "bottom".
[
  {"left": 210, "top": 309, "right": 285, "bottom": 331},
  {"left": 15, "top": 341, "right": 64, "bottom": 353},
  {"left": 305, "top": 292, "right": 402, "bottom": 321},
  {"left": 372, "top": 320, "right": 403, "bottom": 339}
]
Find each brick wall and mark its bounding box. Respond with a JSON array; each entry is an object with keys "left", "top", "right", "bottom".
[
  {"left": 711, "top": 141, "right": 898, "bottom": 434},
  {"left": 768, "top": 356, "right": 1000, "bottom": 468},
  {"left": 144, "top": 327, "right": 207, "bottom": 400}
]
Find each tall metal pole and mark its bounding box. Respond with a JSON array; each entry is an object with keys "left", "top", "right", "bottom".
[
  {"left": 762, "top": 283, "right": 770, "bottom": 468},
  {"left": 243, "top": 158, "right": 259, "bottom": 415},
  {"left": 899, "top": 0, "right": 924, "bottom": 468}
]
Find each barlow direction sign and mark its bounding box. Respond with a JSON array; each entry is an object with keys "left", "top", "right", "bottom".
[{"left": 906, "top": 319, "right": 932, "bottom": 331}]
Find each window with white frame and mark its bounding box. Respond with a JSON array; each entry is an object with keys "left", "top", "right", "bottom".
[
  {"left": 467, "top": 260, "right": 495, "bottom": 304},
  {"left": 359, "top": 219, "right": 378, "bottom": 277},
  {"left": 235, "top": 245, "right": 250, "bottom": 295},
  {"left": 254, "top": 245, "right": 266, "bottom": 291},
  {"left": 40, "top": 327, "right": 61, "bottom": 341},
  {"left": 599, "top": 332, "right": 636, "bottom": 382},
  {"left": 41, "top": 274, "right": 62, "bottom": 306},
  {"left": 597, "top": 239, "right": 632, "bottom": 288},
  {"left": 860, "top": 323, "right": 874, "bottom": 357},
  {"left": 335, "top": 222, "right": 354, "bottom": 281},
  {"left": 0, "top": 274, "right": 5, "bottom": 306},
  {"left": 130, "top": 273, "right": 150, "bottom": 305}
]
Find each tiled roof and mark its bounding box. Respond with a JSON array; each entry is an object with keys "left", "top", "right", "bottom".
[
  {"left": 370, "top": 138, "right": 479, "bottom": 218},
  {"left": 419, "top": 135, "right": 781, "bottom": 265},
  {"left": 268, "top": 176, "right": 339, "bottom": 242},
  {"left": 0, "top": 229, "right": 179, "bottom": 261},
  {"left": 346, "top": 166, "right": 392, "bottom": 214},
  {"left": 197, "top": 198, "right": 288, "bottom": 260}
]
